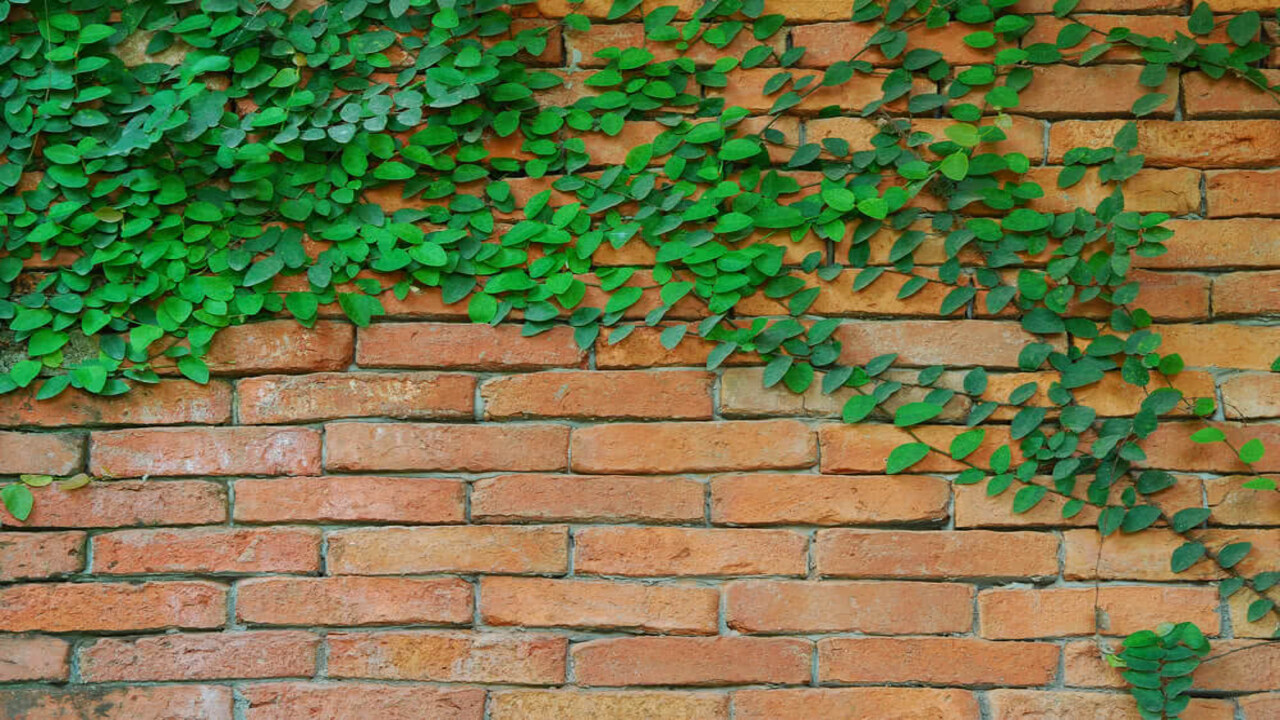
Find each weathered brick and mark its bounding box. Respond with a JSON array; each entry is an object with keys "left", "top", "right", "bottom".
[
  {"left": 0, "top": 431, "right": 83, "bottom": 475},
  {"left": 796, "top": 22, "right": 1001, "bottom": 68},
  {"left": 237, "top": 372, "right": 474, "bottom": 424},
  {"left": 736, "top": 268, "right": 966, "bottom": 319},
  {"left": 1206, "top": 474, "right": 1280, "bottom": 525},
  {"left": 1155, "top": 326, "right": 1280, "bottom": 373},
  {"left": 726, "top": 580, "right": 973, "bottom": 634},
  {"left": 0, "top": 531, "right": 84, "bottom": 580},
  {"left": 1195, "top": 640, "right": 1280, "bottom": 693},
  {"left": 711, "top": 68, "right": 930, "bottom": 114},
  {"left": 92, "top": 526, "right": 319, "bottom": 575},
  {"left": 90, "top": 426, "right": 321, "bottom": 477},
  {"left": 324, "top": 422, "right": 569, "bottom": 472},
  {"left": 1138, "top": 219, "right": 1280, "bottom": 269},
  {"left": 1184, "top": 69, "right": 1280, "bottom": 118},
  {"left": 570, "top": 420, "right": 815, "bottom": 474},
  {"left": 834, "top": 320, "right": 1046, "bottom": 368},
  {"left": 233, "top": 476, "right": 463, "bottom": 524},
  {"left": 0, "top": 480, "right": 225, "bottom": 527},
  {"left": 818, "top": 637, "right": 1058, "bottom": 687},
  {"left": 0, "top": 686, "right": 233, "bottom": 720},
  {"left": 1050, "top": 120, "right": 1280, "bottom": 168},
  {"left": 718, "top": 366, "right": 968, "bottom": 421},
  {"left": 572, "top": 637, "right": 811, "bottom": 686},
  {"left": 491, "top": 691, "right": 727, "bottom": 720},
  {"left": 1018, "top": 0, "right": 1181, "bottom": 10},
  {"left": 157, "top": 320, "right": 354, "bottom": 375},
  {"left": 1228, "top": 585, "right": 1280, "bottom": 639},
  {"left": 327, "top": 631, "right": 567, "bottom": 683},
  {"left": 0, "top": 380, "right": 231, "bottom": 427},
  {"left": 568, "top": 20, "right": 782, "bottom": 67},
  {"left": 0, "top": 581, "right": 226, "bottom": 632},
  {"left": 1242, "top": 694, "right": 1280, "bottom": 720},
  {"left": 1214, "top": 270, "right": 1280, "bottom": 317},
  {"left": 242, "top": 683, "right": 485, "bottom": 720},
  {"left": 732, "top": 688, "right": 981, "bottom": 720},
  {"left": 1016, "top": 66, "right": 1178, "bottom": 117},
  {"left": 978, "top": 586, "right": 1222, "bottom": 639},
  {"left": 471, "top": 474, "right": 705, "bottom": 524},
  {"left": 816, "top": 530, "right": 1059, "bottom": 579},
  {"left": 78, "top": 631, "right": 317, "bottom": 682},
  {"left": 327, "top": 525, "right": 568, "bottom": 575},
  {"left": 575, "top": 527, "right": 807, "bottom": 577},
  {"left": 819, "top": 423, "right": 1015, "bottom": 475},
  {"left": 596, "top": 325, "right": 761, "bottom": 369},
  {"left": 987, "top": 690, "right": 1233, "bottom": 720},
  {"left": 480, "top": 577, "right": 719, "bottom": 635},
  {"left": 710, "top": 474, "right": 949, "bottom": 526},
  {"left": 807, "top": 116, "right": 1044, "bottom": 161},
  {"left": 1024, "top": 15, "right": 1229, "bottom": 63},
  {"left": 0, "top": 636, "right": 70, "bottom": 682},
  {"left": 1206, "top": 169, "right": 1280, "bottom": 217},
  {"left": 481, "top": 370, "right": 713, "bottom": 420},
  {"left": 357, "top": 323, "right": 584, "bottom": 369},
  {"left": 1064, "top": 528, "right": 1280, "bottom": 580},
  {"left": 1025, "top": 166, "right": 1201, "bottom": 215},
  {"left": 954, "top": 474, "right": 1204, "bottom": 529},
  {"left": 237, "top": 576, "right": 473, "bottom": 627},
  {"left": 1142, "top": 421, "right": 1280, "bottom": 470}
]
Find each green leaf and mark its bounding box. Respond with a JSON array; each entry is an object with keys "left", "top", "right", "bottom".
[
  {"left": 1171, "top": 508, "right": 1211, "bottom": 533},
  {"left": 894, "top": 402, "right": 944, "bottom": 427},
  {"left": 1, "top": 483, "right": 34, "bottom": 521},
  {"left": 842, "top": 395, "right": 878, "bottom": 423},
  {"left": 1239, "top": 438, "right": 1265, "bottom": 464},
  {"left": 939, "top": 152, "right": 969, "bottom": 181},
  {"left": 1131, "top": 93, "right": 1168, "bottom": 117},
  {"left": 1217, "top": 542, "right": 1251, "bottom": 569},
  {"left": 1227, "top": 12, "right": 1260, "bottom": 46},
  {"left": 719, "top": 138, "right": 762, "bottom": 161},
  {"left": 177, "top": 356, "right": 210, "bottom": 384},
  {"left": 950, "top": 429, "right": 985, "bottom": 460},
  {"left": 1121, "top": 505, "right": 1161, "bottom": 533},
  {"left": 1170, "top": 542, "right": 1206, "bottom": 573},
  {"left": 1012, "top": 485, "right": 1047, "bottom": 514},
  {"left": 1190, "top": 427, "right": 1226, "bottom": 444},
  {"left": 1248, "top": 598, "right": 1276, "bottom": 622},
  {"left": 886, "top": 442, "right": 931, "bottom": 474}
]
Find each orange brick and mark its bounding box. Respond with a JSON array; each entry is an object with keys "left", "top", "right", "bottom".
[
  {"left": 816, "top": 529, "right": 1059, "bottom": 579},
  {"left": 726, "top": 580, "right": 973, "bottom": 634},
  {"left": 1228, "top": 585, "right": 1280, "bottom": 639},
  {"left": 709, "top": 474, "right": 949, "bottom": 526},
  {"left": 0, "top": 686, "right": 233, "bottom": 720},
  {"left": 357, "top": 323, "right": 584, "bottom": 369},
  {"left": 954, "top": 474, "right": 1204, "bottom": 529},
  {"left": 0, "top": 636, "right": 70, "bottom": 682},
  {"left": 732, "top": 688, "right": 981, "bottom": 720},
  {"left": 1214, "top": 270, "right": 1280, "bottom": 317},
  {"left": 1025, "top": 166, "right": 1201, "bottom": 215},
  {"left": 0, "top": 380, "right": 231, "bottom": 427},
  {"left": 568, "top": 21, "right": 782, "bottom": 67},
  {"left": 78, "top": 631, "right": 318, "bottom": 682},
  {"left": 1242, "top": 694, "right": 1280, "bottom": 720},
  {"left": 491, "top": 691, "right": 727, "bottom": 720},
  {"left": 978, "top": 586, "right": 1222, "bottom": 639},
  {"left": 1050, "top": 120, "right": 1280, "bottom": 168},
  {"left": 1206, "top": 474, "right": 1280, "bottom": 525},
  {"left": 92, "top": 526, "right": 320, "bottom": 575},
  {"left": 480, "top": 577, "right": 719, "bottom": 634},
  {"left": 327, "top": 525, "right": 568, "bottom": 575},
  {"left": 1064, "top": 528, "right": 1280, "bottom": 580},
  {"left": 575, "top": 527, "right": 807, "bottom": 577},
  {"left": 819, "top": 637, "right": 1058, "bottom": 687},
  {"left": 1018, "top": 0, "right": 1181, "bottom": 9},
  {"left": 481, "top": 370, "right": 713, "bottom": 420},
  {"left": 327, "top": 631, "right": 567, "bottom": 683},
  {"left": 237, "top": 372, "right": 475, "bottom": 424},
  {"left": 795, "top": 22, "right": 1000, "bottom": 67},
  {"left": 1196, "top": 640, "right": 1280, "bottom": 693},
  {"left": 1155, "top": 325, "right": 1280, "bottom": 372},
  {"left": 1139, "top": 219, "right": 1280, "bottom": 269},
  {"left": 156, "top": 320, "right": 354, "bottom": 375},
  {"left": 242, "top": 683, "right": 485, "bottom": 720},
  {"left": 571, "top": 420, "right": 815, "bottom": 474},
  {"left": 572, "top": 637, "right": 811, "bottom": 686},
  {"left": 471, "top": 474, "right": 704, "bottom": 523},
  {"left": 1016, "top": 66, "right": 1178, "bottom": 117},
  {"left": 834, "top": 320, "right": 1045, "bottom": 368},
  {"left": 0, "top": 480, "right": 225, "bottom": 527},
  {"left": 236, "top": 577, "right": 473, "bottom": 626},
  {"left": 1062, "top": 639, "right": 1128, "bottom": 688},
  {"left": 0, "top": 581, "right": 226, "bottom": 632},
  {"left": 0, "top": 431, "right": 83, "bottom": 475},
  {"left": 807, "top": 116, "right": 1045, "bottom": 161},
  {"left": 987, "top": 690, "right": 1233, "bottom": 720},
  {"left": 1206, "top": 169, "right": 1280, "bottom": 217},
  {"left": 0, "top": 531, "right": 84, "bottom": 580},
  {"left": 818, "top": 424, "right": 1015, "bottom": 474},
  {"left": 1184, "top": 69, "right": 1280, "bottom": 118},
  {"left": 711, "top": 68, "right": 930, "bottom": 114},
  {"left": 233, "top": 476, "right": 463, "bottom": 524},
  {"left": 90, "top": 426, "right": 321, "bottom": 477},
  {"left": 324, "top": 422, "right": 568, "bottom": 472},
  {"left": 595, "top": 325, "right": 761, "bottom": 369},
  {"left": 1024, "top": 15, "right": 1230, "bottom": 63},
  {"left": 736, "top": 269, "right": 962, "bottom": 318}
]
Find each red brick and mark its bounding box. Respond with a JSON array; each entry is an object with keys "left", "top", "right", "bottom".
[
  {"left": 572, "top": 637, "right": 811, "bottom": 686},
  {"left": 1016, "top": 66, "right": 1178, "bottom": 117},
  {"left": 481, "top": 577, "right": 719, "bottom": 635},
  {"left": 357, "top": 323, "right": 583, "bottom": 369},
  {"left": 0, "top": 380, "right": 231, "bottom": 427},
  {"left": 819, "top": 637, "right": 1058, "bottom": 687},
  {"left": 575, "top": 527, "right": 807, "bottom": 577},
  {"left": 1064, "top": 528, "right": 1280, "bottom": 580},
  {"left": 954, "top": 474, "right": 1204, "bottom": 529},
  {"left": 1024, "top": 15, "right": 1230, "bottom": 63},
  {"left": 471, "top": 474, "right": 704, "bottom": 524},
  {"left": 818, "top": 423, "right": 1015, "bottom": 475},
  {"left": 1143, "top": 421, "right": 1280, "bottom": 470},
  {"left": 711, "top": 68, "right": 930, "bottom": 114},
  {"left": 710, "top": 474, "right": 949, "bottom": 526},
  {"left": 726, "top": 580, "right": 973, "bottom": 634},
  {"left": 491, "top": 691, "right": 727, "bottom": 720},
  {"left": 1050, "top": 120, "right": 1280, "bottom": 169},
  {"left": 570, "top": 420, "right": 815, "bottom": 474},
  {"left": 92, "top": 526, "right": 319, "bottom": 575},
  {"left": 1206, "top": 473, "right": 1280, "bottom": 525},
  {"left": 0, "top": 431, "right": 83, "bottom": 475},
  {"left": 1184, "top": 69, "right": 1280, "bottom": 118},
  {"left": 1062, "top": 639, "right": 1130, "bottom": 688},
  {"left": 0, "top": 581, "right": 225, "bottom": 632},
  {"left": 242, "top": 683, "right": 485, "bottom": 720},
  {"left": 90, "top": 426, "right": 321, "bottom": 477},
  {"left": 1214, "top": 270, "right": 1280, "bottom": 317},
  {"left": 481, "top": 370, "right": 713, "bottom": 420},
  {"left": 78, "top": 631, "right": 317, "bottom": 682},
  {"left": 987, "top": 690, "right": 1234, "bottom": 720},
  {"left": 0, "top": 531, "right": 84, "bottom": 580},
  {"left": 1026, "top": 167, "right": 1201, "bottom": 216},
  {"left": 327, "top": 525, "right": 568, "bottom": 575},
  {"left": 595, "top": 325, "right": 761, "bottom": 369},
  {"left": 0, "top": 686, "right": 233, "bottom": 720},
  {"left": 732, "top": 688, "right": 981, "bottom": 720},
  {"left": 978, "top": 586, "right": 1222, "bottom": 639},
  {"left": 816, "top": 530, "right": 1059, "bottom": 579},
  {"left": 1207, "top": 170, "right": 1280, "bottom": 217},
  {"left": 1018, "top": 0, "right": 1181, "bottom": 10},
  {"left": 237, "top": 372, "right": 474, "bottom": 424},
  {"left": 233, "top": 476, "right": 464, "bottom": 524},
  {"left": 1241, "top": 693, "right": 1280, "bottom": 720},
  {"left": 0, "top": 480, "right": 225, "bottom": 527},
  {"left": 324, "top": 422, "right": 568, "bottom": 472},
  {"left": 237, "top": 576, "right": 473, "bottom": 627},
  {"left": 568, "top": 20, "right": 782, "bottom": 67},
  {"left": 1138, "top": 219, "right": 1280, "bottom": 269},
  {"left": 1195, "top": 640, "right": 1280, "bottom": 693},
  {"left": 795, "top": 22, "right": 999, "bottom": 68},
  {"left": 327, "top": 631, "right": 567, "bottom": 683},
  {"left": 0, "top": 636, "right": 70, "bottom": 682},
  {"left": 808, "top": 116, "right": 1046, "bottom": 161},
  {"left": 157, "top": 320, "right": 354, "bottom": 375}
]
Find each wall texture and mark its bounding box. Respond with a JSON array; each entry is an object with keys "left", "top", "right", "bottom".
[{"left": 3, "top": 0, "right": 1280, "bottom": 718}]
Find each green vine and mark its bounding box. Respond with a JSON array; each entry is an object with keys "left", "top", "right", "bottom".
[{"left": 1, "top": 0, "right": 1278, "bottom": 711}]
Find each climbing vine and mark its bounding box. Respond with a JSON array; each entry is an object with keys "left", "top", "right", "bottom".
[{"left": 1, "top": 0, "right": 1278, "bottom": 713}]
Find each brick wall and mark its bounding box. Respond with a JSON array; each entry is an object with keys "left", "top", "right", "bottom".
[{"left": 2, "top": 1, "right": 1280, "bottom": 718}]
